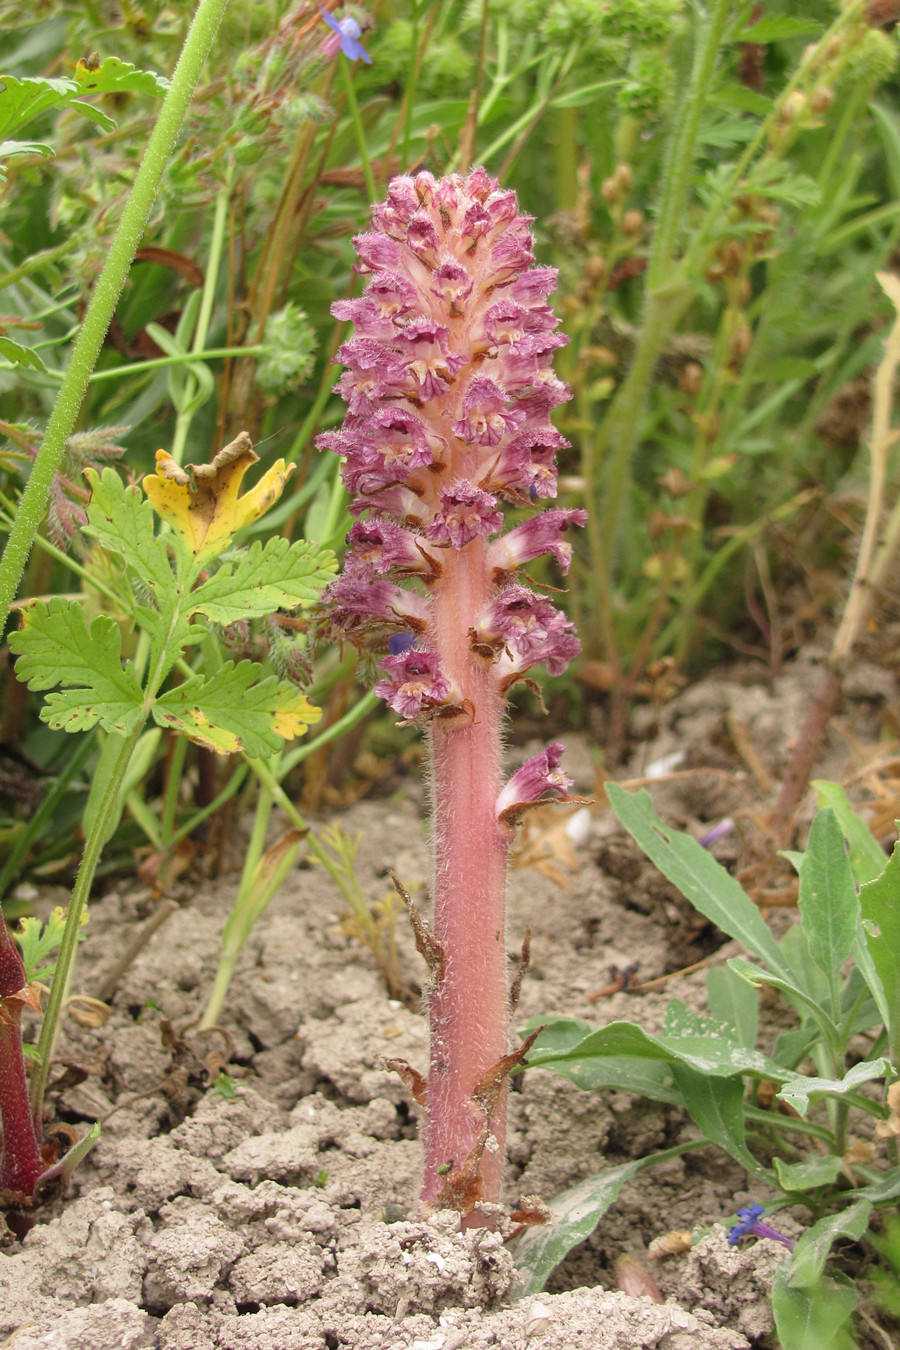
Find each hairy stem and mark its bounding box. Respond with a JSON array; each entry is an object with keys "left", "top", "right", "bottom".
[{"left": 0, "top": 0, "right": 231, "bottom": 639}]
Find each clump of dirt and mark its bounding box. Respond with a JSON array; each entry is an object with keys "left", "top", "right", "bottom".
[{"left": 1, "top": 650, "right": 895, "bottom": 1348}]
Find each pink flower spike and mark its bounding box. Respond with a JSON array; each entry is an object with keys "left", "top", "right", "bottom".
[
  {"left": 425, "top": 482, "right": 504, "bottom": 548},
  {"left": 375, "top": 649, "right": 455, "bottom": 721},
  {"left": 495, "top": 742, "right": 574, "bottom": 826},
  {"left": 487, "top": 508, "right": 587, "bottom": 577}
]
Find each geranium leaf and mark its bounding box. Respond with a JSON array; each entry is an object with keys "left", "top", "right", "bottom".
[
  {"left": 188, "top": 537, "right": 337, "bottom": 624},
  {"left": 152, "top": 660, "right": 321, "bottom": 757},
  {"left": 142, "top": 433, "right": 295, "bottom": 562},
  {"left": 8, "top": 598, "right": 144, "bottom": 735}
]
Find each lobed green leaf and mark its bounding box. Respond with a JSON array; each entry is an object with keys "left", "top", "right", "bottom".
[
  {"left": 188, "top": 536, "right": 338, "bottom": 624},
  {"left": 8, "top": 598, "right": 143, "bottom": 735},
  {"left": 153, "top": 660, "right": 321, "bottom": 758}
]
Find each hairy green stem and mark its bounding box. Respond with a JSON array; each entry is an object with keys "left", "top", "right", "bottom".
[
  {"left": 29, "top": 722, "right": 145, "bottom": 1121},
  {"left": 0, "top": 0, "right": 231, "bottom": 640}
]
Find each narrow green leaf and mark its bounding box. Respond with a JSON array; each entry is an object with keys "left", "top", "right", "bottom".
[
  {"left": 710, "top": 82, "right": 771, "bottom": 115},
  {"left": 860, "top": 842, "right": 900, "bottom": 1064},
  {"left": 188, "top": 537, "right": 337, "bottom": 624},
  {"left": 850, "top": 1165, "right": 900, "bottom": 1204},
  {"left": 672, "top": 1063, "right": 769, "bottom": 1178},
  {"left": 706, "top": 965, "right": 759, "bottom": 1049},
  {"left": 788, "top": 1201, "right": 872, "bottom": 1289},
  {"left": 528, "top": 1001, "right": 786, "bottom": 1081},
  {"left": 728, "top": 957, "right": 840, "bottom": 1048},
  {"left": 812, "top": 782, "right": 887, "bottom": 885},
  {"left": 512, "top": 1142, "right": 701, "bottom": 1298},
  {"left": 606, "top": 785, "right": 794, "bottom": 981},
  {"left": 736, "top": 16, "right": 821, "bottom": 42},
  {"left": 772, "top": 1267, "right": 858, "bottom": 1350},
  {"left": 798, "top": 810, "right": 859, "bottom": 1015},
  {"left": 773, "top": 1155, "right": 844, "bottom": 1192},
  {"left": 777, "top": 1058, "right": 892, "bottom": 1117},
  {"left": 8, "top": 599, "right": 144, "bottom": 735}
]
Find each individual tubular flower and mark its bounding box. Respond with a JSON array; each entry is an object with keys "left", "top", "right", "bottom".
[
  {"left": 318, "top": 168, "right": 584, "bottom": 1225},
  {"left": 727, "top": 1204, "right": 796, "bottom": 1251},
  {"left": 319, "top": 7, "right": 371, "bottom": 63},
  {"left": 375, "top": 649, "right": 456, "bottom": 721},
  {"left": 495, "top": 743, "right": 574, "bottom": 828}
]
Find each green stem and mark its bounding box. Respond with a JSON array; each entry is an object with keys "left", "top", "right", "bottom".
[
  {"left": 279, "top": 688, "right": 378, "bottom": 777},
  {"left": 0, "top": 0, "right": 232, "bottom": 641},
  {"left": 341, "top": 54, "right": 376, "bottom": 202},
  {"left": 594, "top": 0, "right": 731, "bottom": 566},
  {"left": 169, "top": 175, "right": 232, "bottom": 466},
  {"left": 160, "top": 732, "right": 189, "bottom": 845},
  {"left": 0, "top": 238, "right": 78, "bottom": 293},
  {"left": 29, "top": 722, "right": 146, "bottom": 1122}
]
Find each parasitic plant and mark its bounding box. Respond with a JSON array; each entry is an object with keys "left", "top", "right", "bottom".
[{"left": 320, "top": 168, "right": 585, "bottom": 1223}]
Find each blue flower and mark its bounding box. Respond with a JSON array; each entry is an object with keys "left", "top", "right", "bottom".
[
  {"left": 727, "top": 1203, "right": 795, "bottom": 1251},
  {"left": 319, "top": 8, "right": 372, "bottom": 64}
]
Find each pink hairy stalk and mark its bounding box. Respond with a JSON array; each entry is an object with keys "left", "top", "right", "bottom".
[
  {"left": 319, "top": 168, "right": 585, "bottom": 1223},
  {"left": 0, "top": 922, "right": 43, "bottom": 1197}
]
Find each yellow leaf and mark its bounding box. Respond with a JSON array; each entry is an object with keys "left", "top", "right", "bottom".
[
  {"left": 271, "top": 697, "right": 322, "bottom": 740},
  {"left": 142, "top": 432, "right": 295, "bottom": 559}
]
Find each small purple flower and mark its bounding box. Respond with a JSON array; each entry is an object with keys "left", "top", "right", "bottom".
[
  {"left": 425, "top": 482, "right": 504, "bottom": 548},
  {"left": 324, "top": 574, "right": 431, "bottom": 637},
  {"left": 319, "top": 7, "right": 372, "bottom": 63},
  {"left": 495, "top": 742, "right": 574, "bottom": 825},
  {"left": 727, "top": 1204, "right": 795, "bottom": 1251},
  {"left": 472, "top": 585, "right": 580, "bottom": 678},
  {"left": 487, "top": 508, "right": 588, "bottom": 578},
  {"left": 343, "top": 520, "right": 440, "bottom": 580},
  {"left": 375, "top": 649, "right": 455, "bottom": 721}
]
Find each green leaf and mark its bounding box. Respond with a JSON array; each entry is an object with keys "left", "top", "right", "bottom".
[
  {"left": 83, "top": 467, "right": 176, "bottom": 607},
  {"left": 0, "top": 336, "right": 48, "bottom": 372},
  {"left": 705, "top": 965, "right": 759, "bottom": 1049},
  {"left": 188, "top": 537, "right": 337, "bottom": 624},
  {"left": 860, "top": 841, "right": 900, "bottom": 1065},
  {"left": 152, "top": 661, "right": 320, "bottom": 758},
  {"left": 728, "top": 957, "right": 840, "bottom": 1048},
  {"left": 512, "top": 1142, "right": 700, "bottom": 1298},
  {"left": 527, "top": 1000, "right": 786, "bottom": 1082},
  {"left": 0, "top": 75, "right": 79, "bottom": 137},
  {"left": 851, "top": 1165, "right": 900, "bottom": 1204},
  {"left": 710, "top": 83, "right": 771, "bottom": 116},
  {"left": 772, "top": 1267, "right": 858, "bottom": 1350},
  {"left": 672, "top": 1063, "right": 769, "bottom": 1178},
  {"left": 776, "top": 1058, "right": 892, "bottom": 1117},
  {"left": 798, "top": 809, "right": 859, "bottom": 1016},
  {"left": 774, "top": 1155, "right": 844, "bottom": 1192},
  {"left": 736, "top": 16, "right": 822, "bottom": 43},
  {"left": 811, "top": 781, "right": 885, "bottom": 883},
  {"left": 605, "top": 786, "right": 794, "bottom": 981},
  {"left": 8, "top": 599, "right": 144, "bottom": 735},
  {"left": 72, "top": 55, "right": 169, "bottom": 98},
  {"left": 15, "top": 907, "right": 85, "bottom": 983},
  {"left": 788, "top": 1201, "right": 872, "bottom": 1289}
]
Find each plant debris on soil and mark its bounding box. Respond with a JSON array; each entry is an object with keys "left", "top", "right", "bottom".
[{"left": 1, "top": 642, "right": 897, "bottom": 1349}]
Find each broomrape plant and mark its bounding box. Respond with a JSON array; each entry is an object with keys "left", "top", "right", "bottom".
[{"left": 319, "top": 167, "right": 585, "bottom": 1222}]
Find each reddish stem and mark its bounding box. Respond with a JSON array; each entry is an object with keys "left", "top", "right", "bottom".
[
  {"left": 422, "top": 540, "right": 511, "bottom": 1216},
  {"left": 0, "top": 923, "right": 42, "bottom": 1196}
]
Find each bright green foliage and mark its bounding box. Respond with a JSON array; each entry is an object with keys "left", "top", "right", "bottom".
[
  {"left": 517, "top": 785, "right": 899, "bottom": 1350},
  {"left": 8, "top": 465, "right": 336, "bottom": 759},
  {"left": 15, "top": 907, "right": 87, "bottom": 984},
  {"left": 0, "top": 60, "right": 167, "bottom": 175}
]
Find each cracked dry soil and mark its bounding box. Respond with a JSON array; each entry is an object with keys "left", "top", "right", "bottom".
[{"left": 1, "top": 643, "right": 896, "bottom": 1349}]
